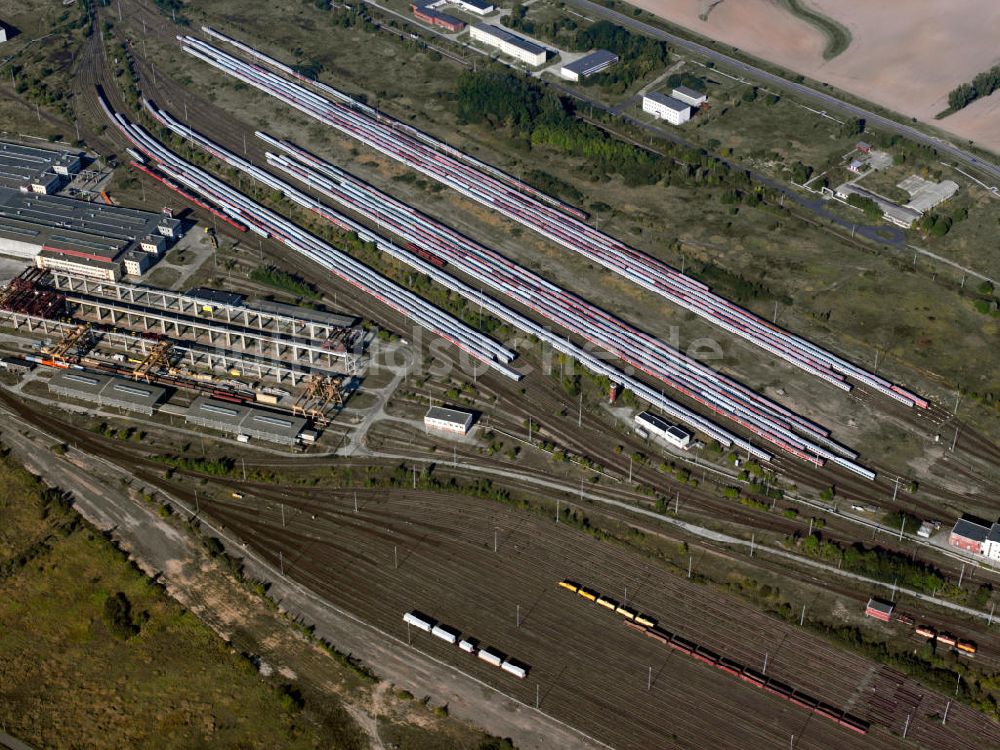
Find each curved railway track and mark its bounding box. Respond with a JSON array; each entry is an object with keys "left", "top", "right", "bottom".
[{"left": 95, "top": 0, "right": 999, "bottom": 515}]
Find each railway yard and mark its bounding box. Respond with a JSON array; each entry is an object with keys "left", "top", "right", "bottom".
[{"left": 1, "top": 0, "right": 999, "bottom": 747}]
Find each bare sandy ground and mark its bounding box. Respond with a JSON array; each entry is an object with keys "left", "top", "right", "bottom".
[{"left": 628, "top": 0, "right": 1000, "bottom": 153}]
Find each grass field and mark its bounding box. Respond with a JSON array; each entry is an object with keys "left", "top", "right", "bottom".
[{"left": 0, "top": 451, "right": 370, "bottom": 749}]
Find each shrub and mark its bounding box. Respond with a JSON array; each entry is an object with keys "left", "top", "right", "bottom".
[{"left": 103, "top": 592, "right": 139, "bottom": 639}]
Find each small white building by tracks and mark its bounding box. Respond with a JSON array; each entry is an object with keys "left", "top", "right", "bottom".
[{"left": 424, "top": 405, "right": 475, "bottom": 435}]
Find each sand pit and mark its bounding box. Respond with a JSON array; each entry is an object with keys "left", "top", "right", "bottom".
[{"left": 627, "top": 0, "right": 1000, "bottom": 153}]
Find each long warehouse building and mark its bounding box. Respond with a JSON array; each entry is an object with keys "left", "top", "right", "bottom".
[
  {"left": 185, "top": 396, "right": 307, "bottom": 445},
  {"left": 48, "top": 369, "right": 168, "bottom": 415}
]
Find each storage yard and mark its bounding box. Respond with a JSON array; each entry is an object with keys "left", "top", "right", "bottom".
[
  {"left": 172, "top": 485, "right": 998, "bottom": 750},
  {"left": 171, "top": 28, "right": 932, "bottom": 479},
  {"left": 98, "top": 90, "right": 521, "bottom": 382}
]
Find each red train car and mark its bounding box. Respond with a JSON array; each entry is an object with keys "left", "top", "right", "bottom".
[
  {"left": 840, "top": 715, "right": 870, "bottom": 734},
  {"left": 210, "top": 390, "right": 247, "bottom": 404},
  {"left": 669, "top": 635, "right": 696, "bottom": 655},
  {"left": 717, "top": 657, "right": 742, "bottom": 677},
  {"left": 789, "top": 692, "right": 818, "bottom": 710},
  {"left": 762, "top": 679, "right": 792, "bottom": 699},
  {"left": 816, "top": 702, "right": 843, "bottom": 723},
  {"left": 404, "top": 242, "right": 446, "bottom": 268},
  {"left": 692, "top": 646, "right": 719, "bottom": 666},
  {"left": 740, "top": 668, "right": 767, "bottom": 687}
]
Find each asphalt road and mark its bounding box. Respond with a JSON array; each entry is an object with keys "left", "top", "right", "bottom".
[
  {"left": 565, "top": 0, "right": 1000, "bottom": 185},
  {"left": 0, "top": 733, "right": 35, "bottom": 750}
]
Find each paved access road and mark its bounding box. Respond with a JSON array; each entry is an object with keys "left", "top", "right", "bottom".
[{"left": 565, "top": 0, "right": 1000, "bottom": 184}]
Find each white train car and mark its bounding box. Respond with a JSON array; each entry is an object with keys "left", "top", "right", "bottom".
[
  {"left": 501, "top": 660, "right": 528, "bottom": 679},
  {"left": 403, "top": 611, "right": 434, "bottom": 633},
  {"left": 431, "top": 624, "right": 460, "bottom": 644},
  {"left": 478, "top": 648, "right": 504, "bottom": 667}
]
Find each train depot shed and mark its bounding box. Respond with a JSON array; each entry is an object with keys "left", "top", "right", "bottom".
[
  {"left": 424, "top": 405, "right": 475, "bottom": 435},
  {"left": 185, "top": 396, "right": 307, "bottom": 445},
  {"left": 0, "top": 187, "right": 181, "bottom": 277},
  {"left": 48, "top": 370, "right": 167, "bottom": 415},
  {"left": 0, "top": 140, "right": 83, "bottom": 192},
  {"left": 864, "top": 597, "right": 894, "bottom": 622}
]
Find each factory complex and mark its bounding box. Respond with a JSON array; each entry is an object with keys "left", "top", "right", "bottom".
[
  {"left": 0, "top": 185, "right": 181, "bottom": 280},
  {"left": 0, "top": 140, "right": 84, "bottom": 193},
  {"left": 0, "top": 259, "right": 363, "bottom": 448}
]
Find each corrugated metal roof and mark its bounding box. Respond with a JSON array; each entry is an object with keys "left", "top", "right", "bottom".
[{"left": 563, "top": 49, "right": 618, "bottom": 76}]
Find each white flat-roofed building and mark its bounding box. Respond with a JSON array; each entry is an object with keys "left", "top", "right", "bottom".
[
  {"left": 671, "top": 86, "right": 707, "bottom": 107},
  {"left": 983, "top": 525, "right": 1000, "bottom": 562},
  {"left": 635, "top": 411, "right": 692, "bottom": 449},
  {"left": 470, "top": 23, "right": 547, "bottom": 66},
  {"left": 123, "top": 249, "right": 153, "bottom": 277},
  {"left": 451, "top": 0, "right": 494, "bottom": 14},
  {"left": 139, "top": 234, "right": 167, "bottom": 254},
  {"left": 560, "top": 50, "right": 619, "bottom": 81},
  {"left": 642, "top": 92, "right": 691, "bottom": 125},
  {"left": 425, "top": 405, "right": 475, "bottom": 435},
  {"left": 29, "top": 172, "right": 62, "bottom": 195}
]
